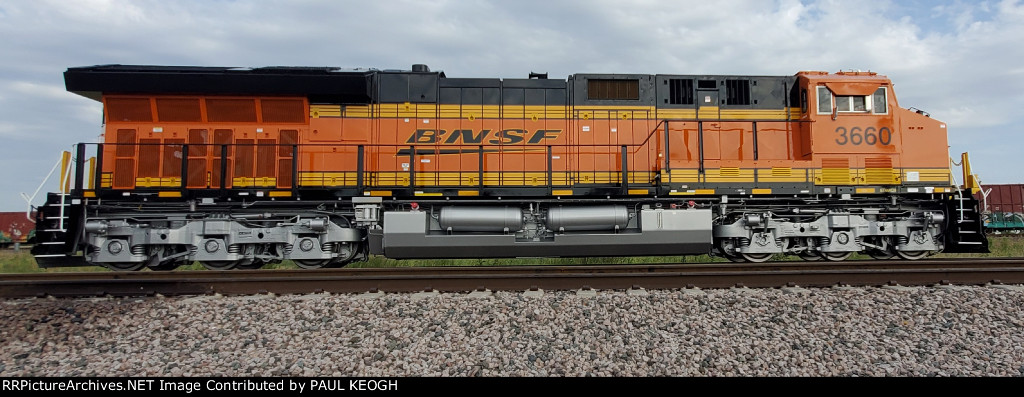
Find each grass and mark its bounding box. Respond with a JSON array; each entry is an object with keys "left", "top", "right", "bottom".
[{"left": 1, "top": 236, "right": 1019, "bottom": 274}]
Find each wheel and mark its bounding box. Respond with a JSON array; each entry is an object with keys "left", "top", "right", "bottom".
[
  {"left": 798, "top": 251, "right": 822, "bottom": 261},
  {"left": 325, "top": 244, "right": 360, "bottom": 268},
  {"left": 867, "top": 250, "right": 895, "bottom": 260},
  {"left": 740, "top": 253, "right": 773, "bottom": 263},
  {"left": 201, "top": 260, "right": 238, "bottom": 270},
  {"left": 104, "top": 262, "right": 147, "bottom": 271},
  {"left": 236, "top": 259, "right": 266, "bottom": 270},
  {"left": 895, "top": 250, "right": 929, "bottom": 260},
  {"left": 822, "top": 252, "right": 853, "bottom": 261},
  {"left": 294, "top": 259, "right": 332, "bottom": 269},
  {"left": 722, "top": 254, "right": 747, "bottom": 263},
  {"left": 148, "top": 262, "right": 181, "bottom": 271}
]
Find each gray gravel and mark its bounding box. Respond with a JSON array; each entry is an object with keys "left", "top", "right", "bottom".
[{"left": 2, "top": 285, "right": 1024, "bottom": 377}]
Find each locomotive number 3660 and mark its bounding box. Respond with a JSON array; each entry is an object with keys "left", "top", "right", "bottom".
[{"left": 834, "top": 126, "right": 892, "bottom": 146}]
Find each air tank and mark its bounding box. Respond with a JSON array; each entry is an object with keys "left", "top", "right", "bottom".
[
  {"left": 546, "top": 205, "right": 629, "bottom": 231},
  {"left": 438, "top": 206, "right": 524, "bottom": 232}
]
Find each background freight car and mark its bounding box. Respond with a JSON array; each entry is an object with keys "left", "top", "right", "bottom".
[
  {"left": 979, "top": 184, "right": 1024, "bottom": 233},
  {"left": 0, "top": 212, "right": 36, "bottom": 248}
]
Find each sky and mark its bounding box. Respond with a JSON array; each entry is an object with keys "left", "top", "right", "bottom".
[{"left": 0, "top": 0, "right": 1022, "bottom": 211}]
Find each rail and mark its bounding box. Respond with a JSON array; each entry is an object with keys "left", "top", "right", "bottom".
[{"left": 3, "top": 258, "right": 1023, "bottom": 298}]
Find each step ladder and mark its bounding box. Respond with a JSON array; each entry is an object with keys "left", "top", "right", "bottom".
[{"left": 945, "top": 192, "right": 989, "bottom": 253}]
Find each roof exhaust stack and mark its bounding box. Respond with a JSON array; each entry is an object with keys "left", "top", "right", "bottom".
[
  {"left": 412, "top": 64, "right": 430, "bottom": 72},
  {"left": 529, "top": 72, "right": 548, "bottom": 79}
]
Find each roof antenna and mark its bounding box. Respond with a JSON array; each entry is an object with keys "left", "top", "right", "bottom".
[{"left": 529, "top": 72, "right": 547, "bottom": 79}]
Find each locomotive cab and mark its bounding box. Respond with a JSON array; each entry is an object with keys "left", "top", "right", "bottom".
[{"left": 798, "top": 70, "right": 950, "bottom": 192}]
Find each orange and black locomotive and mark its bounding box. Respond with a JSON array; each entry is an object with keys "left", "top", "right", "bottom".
[{"left": 31, "top": 64, "right": 988, "bottom": 270}]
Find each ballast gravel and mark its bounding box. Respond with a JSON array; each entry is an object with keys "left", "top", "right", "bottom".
[{"left": 2, "top": 285, "right": 1023, "bottom": 377}]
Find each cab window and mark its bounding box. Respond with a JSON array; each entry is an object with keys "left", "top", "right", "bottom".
[
  {"left": 816, "top": 86, "right": 831, "bottom": 114},
  {"left": 871, "top": 87, "right": 887, "bottom": 114},
  {"left": 817, "top": 86, "right": 889, "bottom": 115}
]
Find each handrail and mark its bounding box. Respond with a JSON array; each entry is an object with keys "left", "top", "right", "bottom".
[
  {"left": 66, "top": 118, "right": 815, "bottom": 195},
  {"left": 20, "top": 152, "right": 67, "bottom": 221}
]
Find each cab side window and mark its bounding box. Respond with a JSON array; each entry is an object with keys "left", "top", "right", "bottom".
[
  {"left": 871, "top": 87, "right": 887, "bottom": 114},
  {"left": 816, "top": 86, "right": 831, "bottom": 114}
]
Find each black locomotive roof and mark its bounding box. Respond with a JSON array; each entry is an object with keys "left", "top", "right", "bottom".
[{"left": 64, "top": 64, "right": 380, "bottom": 103}]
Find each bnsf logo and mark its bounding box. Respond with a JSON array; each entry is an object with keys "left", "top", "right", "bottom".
[{"left": 406, "top": 129, "right": 561, "bottom": 144}]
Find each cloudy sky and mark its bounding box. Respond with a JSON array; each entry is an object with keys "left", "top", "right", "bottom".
[{"left": 0, "top": 0, "right": 1022, "bottom": 211}]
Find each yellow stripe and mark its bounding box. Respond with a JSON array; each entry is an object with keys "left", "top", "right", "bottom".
[
  {"left": 666, "top": 169, "right": 700, "bottom": 183},
  {"left": 368, "top": 191, "right": 392, "bottom": 197},
  {"left": 719, "top": 109, "right": 797, "bottom": 120},
  {"left": 628, "top": 189, "right": 650, "bottom": 195},
  {"left": 856, "top": 188, "right": 876, "bottom": 194},
  {"left": 268, "top": 191, "right": 292, "bottom": 197},
  {"left": 232, "top": 177, "right": 276, "bottom": 187},
  {"left": 656, "top": 109, "right": 698, "bottom": 119},
  {"left": 457, "top": 190, "right": 479, "bottom": 196},
  {"left": 83, "top": 191, "right": 96, "bottom": 198},
  {"left": 752, "top": 188, "right": 772, "bottom": 194},
  {"left": 135, "top": 177, "right": 182, "bottom": 188},
  {"left": 759, "top": 168, "right": 808, "bottom": 183},
  {"left": 704, "top": 168, "right": 755, "bottom": 183},
  {"left": 552, "top": 189, "right": 573, "bottom": 196},
  {"left": 310, "top": 104, "right": 342, "bottom": 118},
  {"left": 414, "top": 192, "right": 443, "bottom": 197},
  {"left": 331, "top": 103, "right": 801, "bottom": 120},
  {"left": 904, "top": 168, "right": 952, "bottom": 183},
  {"left": 158, "top": 191, "right": 181, "bottom": 198}
]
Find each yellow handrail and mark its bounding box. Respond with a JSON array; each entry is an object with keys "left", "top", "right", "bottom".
[{"left": 961, "top": 152, "right": 981, "bottom": 195}]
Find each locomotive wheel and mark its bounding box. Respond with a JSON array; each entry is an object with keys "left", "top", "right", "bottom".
[
  {"left": 822, "top": 252, "right": 853, "bottom": 261},
  {"left": 740, "top": 253, "right": 773, "bottom": 263},
  {"left": 326, "top": 246, "right": 360, "bottom": 268},
  {"left": 797, "top": 251, "right": 822, "bottom": 261},
  {"left": 895, "top": 250, "right": 929, "bottom": 260},
  {"left": 867, "top": 249, "right": 895, "bottom": 260},
  {"left": 148, "top": 262, "right": 181, "bottom": 271},
  {"left": 723, "top": 254, "right": 746, "bottom": 263},
  {"left": 295, "top": 259, "right": 332, "bottom": 269},
  {"left": 201, "top": 260, "right": 238, "bottom": 271},
  {"left": 236, "top": 259, "right": 266, "bottom": 270},
  {"left": 104, "top": 262, "right": 147, "bottom": 271}
]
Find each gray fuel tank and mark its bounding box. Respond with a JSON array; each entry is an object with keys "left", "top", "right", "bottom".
[
  {"left": 438, "top": 206, "right": 524, "bottom": 232},
  {"left": 546, "top": 205, "right": 629, "bottom": 231}
]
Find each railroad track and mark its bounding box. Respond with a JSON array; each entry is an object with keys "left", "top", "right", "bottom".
[{"left": 2, "top": 257, "right": 1024, "bottom": 299}]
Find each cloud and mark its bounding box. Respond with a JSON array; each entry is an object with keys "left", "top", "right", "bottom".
[{"left": 1, "top": 0, "right": 1023, "bottom": 208}]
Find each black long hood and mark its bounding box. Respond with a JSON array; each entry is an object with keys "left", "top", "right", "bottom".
[{"left": 64, "top": 64, "right": 374, "bottom": 103}]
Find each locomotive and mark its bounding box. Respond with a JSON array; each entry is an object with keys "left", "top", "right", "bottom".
[{"left": 30, "top": 64, "right": 988, "bottom": 270}]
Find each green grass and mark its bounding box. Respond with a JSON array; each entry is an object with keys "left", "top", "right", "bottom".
[{"left": 2, "top": 236, "right": 1020, "bottom": 274}]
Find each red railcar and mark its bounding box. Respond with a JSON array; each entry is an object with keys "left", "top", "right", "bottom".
[{"left": 978, "top": 184, "right": 1024, "bottom": 232}]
